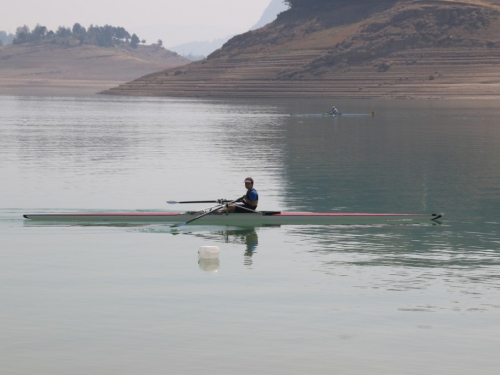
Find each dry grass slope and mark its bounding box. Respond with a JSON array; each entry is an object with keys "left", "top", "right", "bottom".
[{"left": 0, "top": 40, "right": 189, "bottom": 96}]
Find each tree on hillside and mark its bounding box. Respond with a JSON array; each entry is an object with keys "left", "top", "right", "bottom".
[
  {"left": 85, "top": 25, "right": 98, "bottom": 45},
  {"left": 56, "top": 26, "right": 72, "bottom": 37},
  {"left": 0, "top": 30, "right": 15, "bottom": 45},
  {"left": 10, "top": 23, "right": 144, "bottom": 49},
  {"left": 130, "top": 33, "right": 140, "bottom": 48},
  {"left": 157, "top": 39, "right": 163, "bottom": 47},
  {"left": 115, "top": 27, "right": 130, "bottom": 42},
  {"left": 99, "top": 25, "right": 115, "bottom": 47},
  {"left": 72, "top": 23, "right": 86, "bottom": 36},
  {"left": 13, "top": 25, "right": 30, "bottom": 44},
  {"left": 32, "top": 24, "right": 48, "bottom": 41},
  {"left": 72, "top": 23, "right": 86, "bottom": 45}
]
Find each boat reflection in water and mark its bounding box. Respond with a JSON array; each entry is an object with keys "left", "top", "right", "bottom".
[{"left": 189, "top": 227, "right": 260, "bottom": 268}]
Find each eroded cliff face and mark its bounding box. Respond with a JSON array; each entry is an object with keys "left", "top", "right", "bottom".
[
  {"left": 102, "top": 0, "right": 500, "bottom": 99},
  {"left": 282, "top": 1, "right": 500, "bottom": 79}
]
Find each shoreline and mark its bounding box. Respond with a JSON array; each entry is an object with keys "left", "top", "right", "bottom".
[
  {"left": 0, "top": 79, "right": 123, "bottom": 97},
  {"left": 2, "top": 85, "right": 500, "bottom": 101}
]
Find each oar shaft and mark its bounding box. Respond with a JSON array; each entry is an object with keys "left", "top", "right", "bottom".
[
  {"left": 168, "top": 200, "right": 231, "bottom": 204},
  {"left": 173, "top": 196, "right": 245, "bottom": 227},
  {"left": 176, "top": 205, "right": 223, "bottom": 227}
]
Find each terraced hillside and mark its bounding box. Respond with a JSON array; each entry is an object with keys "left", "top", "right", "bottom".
[{"left": 102, "top": 0, "right": 500, "bottom": 99}]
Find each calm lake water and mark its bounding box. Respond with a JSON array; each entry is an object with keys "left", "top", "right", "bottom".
[{"left": 1, "top": 95, "right": 499, "bottom": 374}]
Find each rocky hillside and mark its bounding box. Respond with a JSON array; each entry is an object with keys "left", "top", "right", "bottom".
[
  {"left": 102, "top": 0, "right": 500, "bottom": 99},
  {"left": 0, "top": 40, "right": 189, "bottom": 96}
]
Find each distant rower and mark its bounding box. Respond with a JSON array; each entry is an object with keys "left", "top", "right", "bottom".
[{"left": 331, "top": 106, "right": 339, "bottom": 115}]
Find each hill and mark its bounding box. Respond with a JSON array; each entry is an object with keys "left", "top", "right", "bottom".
[
  {"left": 102, "top": 0, "right": 500, "bottom": 99},
  {"left": 0, "top": 40, "right": 189, "bottom": 96}
]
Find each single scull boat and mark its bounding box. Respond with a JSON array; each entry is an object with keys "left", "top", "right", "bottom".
[{"left": 23, "top": 212, "right": 442, "bottom": 225}]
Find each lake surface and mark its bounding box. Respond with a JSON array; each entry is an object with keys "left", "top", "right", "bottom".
[{"left": 1, "top": 95, "right": 499, "bottom": 374}]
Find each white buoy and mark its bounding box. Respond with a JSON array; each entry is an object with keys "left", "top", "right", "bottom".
[{"left": 198, "top": 246, "right": 220, "bottom": 259}]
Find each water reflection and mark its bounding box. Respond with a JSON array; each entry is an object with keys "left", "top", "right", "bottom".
[
  {"left": 198, "top": 258, "right": 220, "bottom": 273},
  {"left": 0, "top": 96, "right": 288, "bottom": 210},
  {"left": 282, "top": 99, "right": 500, "bottom": 219},
  {"left": 127, "top": 224, "right": 263, "bottom": 266},
  {"left": 189, "top": 227, "right": 260, "bottom": 267},
  {"left": 286, "top": 224, "right": 500, "bottom": 293},
  {"left": 243, "top": 229, "right": 258, "bottom": 266}
]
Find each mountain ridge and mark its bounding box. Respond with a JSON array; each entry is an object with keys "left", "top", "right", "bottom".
[{"left": 250, "top": 0, "right": 289, "bottom": 30}]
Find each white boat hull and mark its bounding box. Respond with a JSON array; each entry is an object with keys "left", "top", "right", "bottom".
[{"left": 23, "top": 212, "right": 442, "bottom": 226}]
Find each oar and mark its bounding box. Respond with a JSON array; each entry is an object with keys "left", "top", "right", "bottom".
[
  {"left": 172, "top": 196, "right": 244, "bottom": 228},
  {"left": 167, "top": 199, "right": 231, "bottom": 204},
  {"left": 171, "top": 204, "right": 222, "bottom": 228}
]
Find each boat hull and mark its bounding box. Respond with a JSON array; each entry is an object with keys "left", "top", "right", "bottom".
[{"left": 23, "top": 212, "right": 442, "bottom": 225}]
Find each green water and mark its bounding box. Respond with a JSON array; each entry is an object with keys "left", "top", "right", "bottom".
[{"left": 1, "top": 95, "right": 499, "bottom": 374}]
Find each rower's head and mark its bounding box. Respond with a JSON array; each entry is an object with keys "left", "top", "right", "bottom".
[{"left": 244, "top": 177, "right": 254, "bottom": 190}]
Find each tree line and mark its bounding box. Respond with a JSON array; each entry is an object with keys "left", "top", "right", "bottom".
[
  {"left": 11, "top": 23, "right": 157, "bottom": 48},
  {"left": 0, "top": 30, "right": 15, "bottom": 46}
]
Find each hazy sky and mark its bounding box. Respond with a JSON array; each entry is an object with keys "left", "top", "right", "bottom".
[{"left": 1, "top": 0, "right": 273, "bottom": 47}]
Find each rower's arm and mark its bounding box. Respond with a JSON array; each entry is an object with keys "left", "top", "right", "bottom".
[{"left": 243, "top": 195, "right": 258, "bottom": 206}]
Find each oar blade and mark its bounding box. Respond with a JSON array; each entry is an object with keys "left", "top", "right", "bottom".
[{"left": 171, "top": 222, "right": 187, "bottom": 228}]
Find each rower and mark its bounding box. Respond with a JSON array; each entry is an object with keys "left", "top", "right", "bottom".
[
  {"left": 331, "top": 106, "right": 339, "bottom": 115},
  {"left": 223, "top": 177, "right": 259, "bottom": 213}
]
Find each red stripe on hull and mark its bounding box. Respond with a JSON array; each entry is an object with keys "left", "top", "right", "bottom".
[{"left": 276, "top": 213, "right": 427, "bottom": 217}]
